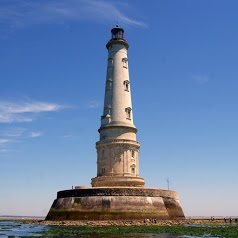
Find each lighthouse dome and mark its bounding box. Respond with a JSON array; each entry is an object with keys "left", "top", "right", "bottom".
[{"left": 111, "top": 25, "right": 124, "bottom": 39}]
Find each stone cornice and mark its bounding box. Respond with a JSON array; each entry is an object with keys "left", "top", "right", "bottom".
[
  {"left": 96, "top": 139, "right": 140, "bottom": 148},
  {"left": 57, "top": 187, "right": 179, "bottom": 199},
  {"left": 106, "top": 39, "right": 129, "bottom": 49},
  {"left": 98, "top": 125, "right": 137, "bottom": 133}
]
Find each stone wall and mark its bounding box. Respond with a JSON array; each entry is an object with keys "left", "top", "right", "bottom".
[
  {"left": 94, "top": 138, "right": 141, "bottom": 184},
  {"left": 46, "top": 187, "right": 185, "bottom": 221}
]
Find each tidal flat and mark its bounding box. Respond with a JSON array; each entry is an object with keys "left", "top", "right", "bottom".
[
  {"left": 38, "top": 224, "right": 238, "bottom": 238},
  {"left": 1, "top": 219, "right": 238, "bottom": 237}
]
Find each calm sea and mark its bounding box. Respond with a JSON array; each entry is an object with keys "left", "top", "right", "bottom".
[
  {"left": 0, "top": 220, "right": 214, "bottom": 237},
  {"left": 0, "top": 220, "right": 49, "bottom": 237}
]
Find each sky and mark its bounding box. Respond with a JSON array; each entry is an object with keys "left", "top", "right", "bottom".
[{"left": 0, "top": 0, "right": 238, "bottom": 218}]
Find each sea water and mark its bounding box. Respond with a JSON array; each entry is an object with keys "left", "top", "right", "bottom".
[
  {"left": 0, "top": 220, "right": 216, "bottom": 237},
  {"left": 0, "top": 220, "right": 49, "bottom": 237}
]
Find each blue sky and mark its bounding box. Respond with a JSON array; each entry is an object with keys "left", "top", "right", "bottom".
[{"left": 0, "top": 0, "right": 238, "bottom": 217}]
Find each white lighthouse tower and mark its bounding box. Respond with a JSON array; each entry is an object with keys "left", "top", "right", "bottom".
[{"left": 91, "top": 25, "right": 145, "bottom": 187}]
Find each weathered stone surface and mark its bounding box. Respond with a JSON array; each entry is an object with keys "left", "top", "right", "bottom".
[
  {"left": 57, "top": 187, "right": 178, "bottom": 198},
  {"left": 46, "top": 187, "right": 184, "bottom": 220}
]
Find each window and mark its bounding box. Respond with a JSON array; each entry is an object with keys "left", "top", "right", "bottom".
[
  {"left": 132, "top": 150, "right": 135, "bottom": 158},
  {"left": 106, "top": 80, "right": 112, "bottom": 90},
  {"left": 131, "top": 164, "right": 136, "bottom": 174},
  {"left": 101, "top": 168, "right": 106, "bottom": 175},
  {"left": 122, "top": 58, "right": 128, "bottom": 68},
  {"left": 131, "top": 167, "right": 135, "bottom": 174},
  {"left": 108, "top": 58, "right": 113, "bottom": 67},
  {"left": 125, "top": 107, "right": 131, "bottom": 120},
  {"left": 123, "top": 80, "right": 130, "bottom": 91},
  {"left": 104, "top": 107, "right": 110, "bottom": 116}
]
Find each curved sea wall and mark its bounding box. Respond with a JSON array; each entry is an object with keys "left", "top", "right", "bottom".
[{"left": 46, "top": 187, "right": 184, "bottom": 220}]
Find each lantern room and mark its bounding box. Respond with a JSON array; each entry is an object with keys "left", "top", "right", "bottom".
[{"left": 111, "top": 25, "right": 124, "bottom": 39}]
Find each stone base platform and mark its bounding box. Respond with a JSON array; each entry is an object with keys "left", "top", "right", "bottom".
[{"left": 45, "top": 187, "right": 185, "bottom": 220}]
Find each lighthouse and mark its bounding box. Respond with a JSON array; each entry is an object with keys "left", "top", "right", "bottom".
[
  {"left": 91, "top": 25, "right": 144, "bottom": 188},
  {"left": 46, "top": 26, "right": 185, "bottom": 221}
]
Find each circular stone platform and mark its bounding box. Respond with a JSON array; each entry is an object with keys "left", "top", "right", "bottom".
[{"left": 45, "top": 187, "right": 185, "bottom": 220}]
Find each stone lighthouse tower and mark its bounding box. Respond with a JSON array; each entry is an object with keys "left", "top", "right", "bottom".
[
  {"left": 91, "top": 25, "right": 144, "bottom": 188},
  {"left": 46, "top": 26, "right": 185, "bottom": 221}
]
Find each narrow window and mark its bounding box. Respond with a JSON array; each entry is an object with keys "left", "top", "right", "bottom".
[
  {"left": 104, "top": 107, "right": 110, "bottom": 116},
  {"left": 132, "top": 150, "right": 135, "bottom": 158},
  {"left": 101, "top": 167, "right": 105, "bottom": 175},
  {"left": 122, "top": 58, "right": 128, "bottom": 68},
  {"left": 123, "top": 80, "right": 130, "bottom": 91},
  {"left": 131, "top": 167, "right": 135, "bottom": 174},
  {"left": 125, "top": 107, "right": 131, "bottom": 120},
  {"left": 108, "top": 58, "right": 113, "bottom": 67},
  {"left": 106, "top": 80, "right": 112, "bottom": 92}
]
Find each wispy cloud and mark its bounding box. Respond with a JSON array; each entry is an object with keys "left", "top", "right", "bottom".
[
  {"left": 0, "top": 100, "right": 62, "bottom": 123},
  {"left": 0, "top": 128, "right": 25, "bottom": 151},
  {"left": 2, "top": 127, "right": 26, "bottom": 137},
  {"left": 192, "top": 75, "right": 209, "bottom": 84},
  {"left": 29, "top": 131, "right": 43, "bottom": 138},
  {"left": 0, "top": 0, "right": 146, "bottom": 35},
  {"left": 0, "top": 138, "right": 11, "bottom": 144},
  {"left": 0, "top": 100, "right": 64, "bottom": 154},
  {"left": 62, "top": 134, "right": 73, "bottom": 139},
  {"left": 0, "top": 138, "right": 12, "bottom": 154},
  {"left": 87, "top": 100, "right": 101, "bottom": 109},
  {"left": 0, "top": 127, "right": 43, "bottom": 153}
]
